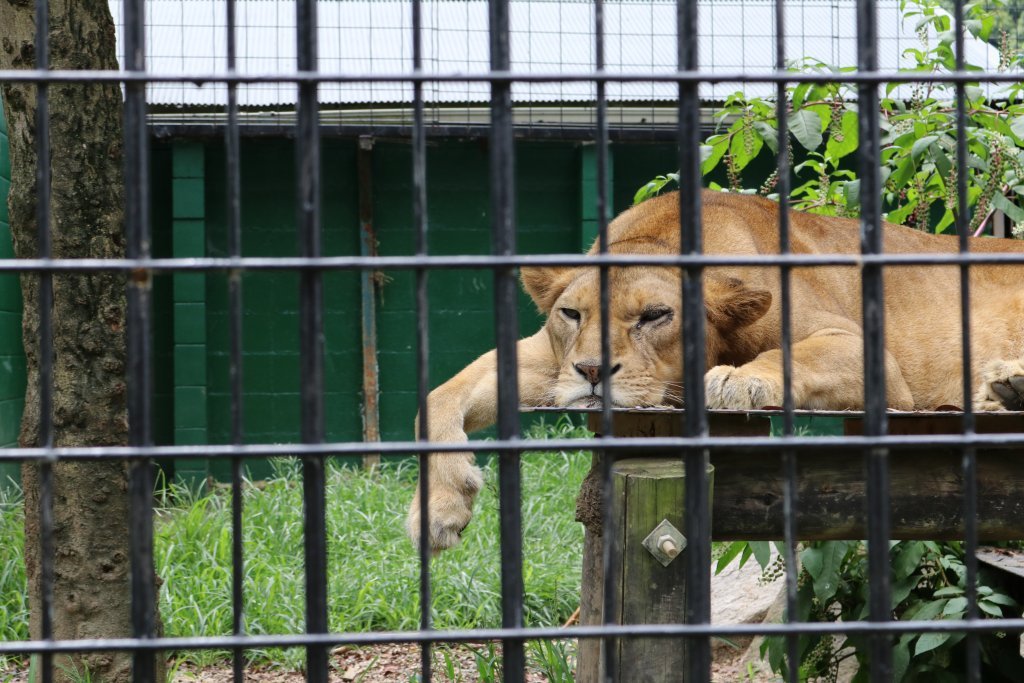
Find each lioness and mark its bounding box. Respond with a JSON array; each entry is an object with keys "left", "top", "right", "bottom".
[{"left": 408, "top": 190, "right": 1024, "bottom": 551}]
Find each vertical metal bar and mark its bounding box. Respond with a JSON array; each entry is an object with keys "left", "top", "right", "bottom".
[
  {"left": 411, "top": 0, "right": 433, "bottom": 678},
  {"left": 123, "top": 0, "right": 156, "bottom": 678},
  {"left": 774, "top": 2, "right": 799, "bottom": 681},
  {"left": 855, "top": 0, "right": 891, "bottom": 679},
  {"left": 33, "top": 0, "right": 55, "bottom": 679},
  {"left": 225, "top": 0, "right": 246, "bottom": 675},
  {"left": 488, "top": 0, "right": 525, "bottom": 679},
  {"left": 357, "top": 137, "right": 381, "bottom": 469},
  {"left": 594, "top": 0, "right": 619, "bottom": 679},
  {"left": 678, "top": 1, "right": 710, "bottom": 681},
  {"left": 951, "top": 1, "right": 979, "bottom": 680},
  {"left": 296, "top": 0, "right": 328, "bottom": 679}
]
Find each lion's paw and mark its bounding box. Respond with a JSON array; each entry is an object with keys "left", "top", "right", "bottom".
[
  {"left": 705, "top": 365, "right": 782, "bottom": 410},
  {"left": 975, "top": 360, "right": 1024, "bottom": 411},
  {"left": 406, "top": 462, "right": 484, "bottom": 553}
]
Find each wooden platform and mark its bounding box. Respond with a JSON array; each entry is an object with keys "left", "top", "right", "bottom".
[{"left": 573, "top": 409, "right": 1024, "bottom": 541}]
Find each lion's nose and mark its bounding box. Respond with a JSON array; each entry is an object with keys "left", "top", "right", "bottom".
[{"left": 574, "top": 362, "right": 622, "bottom": 386}]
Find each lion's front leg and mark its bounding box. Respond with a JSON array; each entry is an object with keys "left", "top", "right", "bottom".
[
  {"left": 705, "top": 328, "right": 915, "bottom": 411},
  {"left": 407, "top": 329, "right": 557, "bottom": 552}
]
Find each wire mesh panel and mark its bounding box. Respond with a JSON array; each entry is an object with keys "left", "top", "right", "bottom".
[{"left": 3, "top": 0, "right": 1024, "bottom": 682}]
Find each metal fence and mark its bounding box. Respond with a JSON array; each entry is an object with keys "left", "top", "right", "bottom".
[{"left": 5, "top": 0, "right": 1024, "bottom": 682}]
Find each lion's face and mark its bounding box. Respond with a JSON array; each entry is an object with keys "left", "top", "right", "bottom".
[{"left": 521, "top": 265, "right": 772, "bottom": 409}]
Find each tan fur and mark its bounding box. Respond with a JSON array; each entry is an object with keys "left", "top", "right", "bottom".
[{"left": 407, "top": 190, "right": 1024, "bottom": 551}]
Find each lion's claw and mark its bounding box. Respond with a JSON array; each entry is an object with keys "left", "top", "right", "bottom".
[{"left": 975, "top": 360, "right": 1024, "bottom": 411}]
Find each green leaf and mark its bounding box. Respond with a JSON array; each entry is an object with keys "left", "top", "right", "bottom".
[
  {"left": 790, "top": 109, "right": 824, "bottom": 151},
  {"left": 887, "top": 200, "right": 918, "bottom": 225},
  {"left": 942, "top": 596, "right": 968, "bottom": 616},
  {"left": 890, "top": 155, "right": 916, "bottom": 190},
  {"left": 892, "top": 574, "right": 919, "bottom": 608},
  {"left": 801, "top": 541, "right": 848, "bottom": 602},
  {"left": 749, "top": 541, "right": 771, "bottom": 570},
  {"left": 729, "top": 127, "right": 763, "bottom": 172},
  {"left": 1011, "top": 116, "right": 1024, "bottom": 141},
  {"left": 634, "top": 176, "right": 672, "bottom": 205},
  {"left": 893, "top": 639, "right": 911, "bottom": 681},
  {"left": 979, "top": 600, "right": 1004, "bottom": 617},
  {"left": 915, "top": 632, "right": 952, "bottom": 656},
  {"left": 891, "top": 541, "right": 927, "bottom": 581},
  {"left": 739, "top": 542, "right": 753, "bottom": 568},
  {"left": 903, "top": 597, "right": 948, "bottom": 622},
  {"left": 715, "top": 541, "right": 747, "bottom": 574},
  {"left": 844, "top": 179, "right": 861, "bottom": 211},
  {"left": 826, "top": 110, "right": 859, "bottom": 160},
  {"left": 702, "top": 136, "right": 729, "bottom": 175},
  {"left": 983, "top": 592, "right": 1018, "bottom": 607},
  {"left": 752, "top": 121, "right": 779, "bottom": 153},
  {"left": 933, "top": 147, "right": 952, "bottom": 180},
  {"left": 990, "top": 193, "right": 1024, "bottom": 224},
  {"left": 911, "top": 135, "right": 939, "bottom": 160},
  {"left": 932, "top": 586, "right": 964, "bottom": 598},
  {"left": 791, "top": 82, "right": 811, "bottom": 109},
  {"left": 935, "top": 209, "right": 956, "bottom": 234}
]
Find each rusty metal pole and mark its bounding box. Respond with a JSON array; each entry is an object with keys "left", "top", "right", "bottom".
[{"left": 358, "top": 136, "right": 381, "bottom": 468}]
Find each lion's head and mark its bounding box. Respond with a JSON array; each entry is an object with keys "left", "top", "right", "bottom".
[{"left": 520, "top": 264, "right": 773, "bottom": 408}]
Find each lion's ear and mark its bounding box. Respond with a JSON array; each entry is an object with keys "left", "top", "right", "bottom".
[
  {"left": 705, "top": 277, "right": 772, "bottom": 331},
  {"left": 520, "top": 266, "right": 576, "bottom": 314}
]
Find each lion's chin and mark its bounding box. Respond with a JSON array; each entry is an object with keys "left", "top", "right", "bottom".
[{"left": 567, "top": 395, "right": 605, "bottom": 409}]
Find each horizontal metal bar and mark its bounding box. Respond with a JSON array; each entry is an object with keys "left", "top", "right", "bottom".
[
  {"left": 5, "top": 430, "right": 1024, "bottom": 461},
  {"left": 0, "top": 618, "right": 1021, "bottom": 656},
  {"left": 8, "top": 251, "right": 1024, "bottom": 274},
  {"left": 151, "top": 123, "right": 685, "bottom": 143},
  {"left": 0, "top": 68, "right": 1020, "bottom": 85}
]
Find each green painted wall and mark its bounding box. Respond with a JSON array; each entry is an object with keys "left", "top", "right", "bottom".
[
  {"left": 0, "top": 130, "right": 678, "bottom": 479},
  {"left": 189, "top": 138, "right": 679, "bottom": 451},
  {"left": 0, "top": 106, "right": 27, "bottom": 488}
]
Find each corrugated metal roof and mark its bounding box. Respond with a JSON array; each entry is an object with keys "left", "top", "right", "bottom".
[{"left": 111, "top": 0, "right": 1006, "bottom": 108}]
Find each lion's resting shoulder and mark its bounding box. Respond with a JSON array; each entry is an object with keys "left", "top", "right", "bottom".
[{"left": 408, "top": 190, "right": 1024, "bottom": 551}]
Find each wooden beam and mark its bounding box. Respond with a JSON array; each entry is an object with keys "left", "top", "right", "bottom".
[{"left": 586, "top": 411, "right": 1024, "bottom": 541}]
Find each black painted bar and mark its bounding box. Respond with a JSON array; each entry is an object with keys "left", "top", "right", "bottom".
[
  {"left": 854, "top": 1, "right": 892, "bottom": 679},
  {"left": 488, "top": 0, "right": 525, "bottom": 680},
  {"left": 295, "top": 0, "right": 328, "bottom": 680},
  {"left": 33, "top": 0, "right": 54, "bottom": 678},
  {"left": 950, "top": 1, "right": 981, "bottom": 680},
  {"left": 225, "top": 0, "right": 246, "bottom": 677},
  {"left": 123, "top": 0, "right": 157, "bottom": 677},
  {"left": 411, "top": 0, "right": 433, "bottom": 680},
  {"left": 677, "top": 1, "right": 711, "bottom": 681},
  {"left": 773, "top": 1, "right": 800, "bottom": 680}
]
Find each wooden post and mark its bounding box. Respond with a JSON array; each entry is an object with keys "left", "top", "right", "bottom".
[
  {"left": 566, "top": 408, "right": 1024, "bottom": 681},
  {"left": 577, "top": 413, "right": 710, "bottom": 682}
]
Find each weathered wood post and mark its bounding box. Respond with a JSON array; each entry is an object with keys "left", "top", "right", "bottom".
[
  {"left": 567, "top": 408, "right": 1024, "bottom": 682},
  {"left": 576, "top": 412, "right": 710, "bottom": 682}
]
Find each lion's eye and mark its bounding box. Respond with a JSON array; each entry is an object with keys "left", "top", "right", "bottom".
[
  {"left": 638, "top": 307, "right": 672, "bottom": 326},
  {"left": 560, "top": 308, "right": 581, "bottom": 322}
]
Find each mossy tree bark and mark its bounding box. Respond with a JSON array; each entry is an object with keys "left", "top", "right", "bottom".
[{"left": 0, "top": 0, "right": 159, "bottom": 680}]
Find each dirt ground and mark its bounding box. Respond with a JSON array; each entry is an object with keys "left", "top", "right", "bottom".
[
  {"left": 162, "top": 640, "right": 778, "bottom": 682},
  {"left": 1, "top": 639, "right": 778, "bottom": 682}
]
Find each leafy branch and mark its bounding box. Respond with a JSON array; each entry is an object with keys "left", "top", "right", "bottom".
[{"left": 636, "top": 0, "right": 1024, "bottom": 237}]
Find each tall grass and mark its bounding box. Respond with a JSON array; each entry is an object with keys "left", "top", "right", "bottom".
[
  {"left": 0, "top": 483, "right": 28, "bottom": 670},
  {"left": 0, "top": 418, "right": 591, "bottom": 673}
]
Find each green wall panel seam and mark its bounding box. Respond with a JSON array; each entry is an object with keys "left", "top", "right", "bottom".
[
  {"left": 579, "top": 143, "right": 615, "bottom": 251},
  {"left": 172, "top": 141, "right": 209, "bottom": 486}
]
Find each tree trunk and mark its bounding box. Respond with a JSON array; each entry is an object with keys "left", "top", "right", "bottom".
[{"left": 1, "top": 0, "right": 158, "bottom": 680}]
